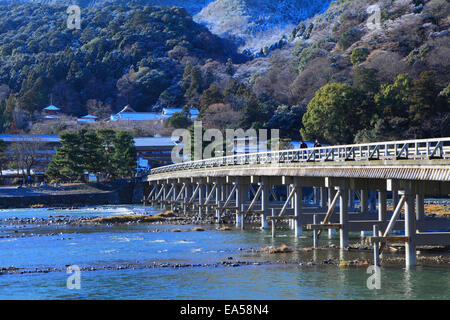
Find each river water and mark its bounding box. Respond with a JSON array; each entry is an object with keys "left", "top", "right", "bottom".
[{"left": 0, "top": 206, "right": 448, "bottom": 299}]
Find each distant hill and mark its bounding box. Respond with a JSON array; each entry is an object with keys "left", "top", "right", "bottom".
[
  {"left": 194, "top": 0, "right": 332, "bottom": 54},
  {"left": 0, "top": 0, "right": 213, "bottom": 15},
  {"left": 0, "top": 3, "right": 240, "bottom": 117}
]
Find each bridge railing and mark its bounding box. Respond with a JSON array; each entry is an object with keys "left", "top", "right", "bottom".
[{"left": 149, "top": 137, "right": 450, "bottom": 175}]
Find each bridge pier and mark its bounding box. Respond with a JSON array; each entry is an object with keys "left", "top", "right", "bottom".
[{"left": 144, "top": 137, "right": 450, "bottom": 271}]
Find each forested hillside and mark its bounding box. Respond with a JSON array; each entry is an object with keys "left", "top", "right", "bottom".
[
  {"left": 0, "top": 0, "right": 448, "bottom": 144},
  {"left": 0, "top": 3, "right": 242, "bottom": 129}
]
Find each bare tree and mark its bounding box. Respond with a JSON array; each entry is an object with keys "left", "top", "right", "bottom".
[{"left": 9, "top": 136, "right": 48, "bottom": 184}]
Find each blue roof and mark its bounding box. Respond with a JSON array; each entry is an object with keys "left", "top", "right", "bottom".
[
  {"left": 0, "top": 134, "right": 60, "bottom": 143},
  {"left": 44, "top": 105, "right": 60, "bottom": 111},
  {"left": 110, "top": 112, "right": 161, "bottom": 121},
  {"left": 161, "top": 108, "right": 199, "bottom": 120},
  {"left": 134, "top": 137, "right": 181, "bottom": 147}
]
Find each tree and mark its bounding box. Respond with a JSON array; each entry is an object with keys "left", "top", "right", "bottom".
[
  {"left": 267, "top": 105, "right": 305, "bottom": 140},
  {"left": 81, "top": 130, "right": 105, "bottom": 175},
  {"left": 113, "top": 131, "right": 137, "bottom": 177},
  {"left": 97, "top": 128, "right": 117, "bottom": 179},
  {"left": 408, "top": 71, "right": 443, "bottom": 125},
  {"left": 0, "top": 139, "right": 6, "bottom": 179},
  {"left": 46, "top": 132, "right": 84, "bottom": 181},
  {"left": 352, "top": 67, "right": 379, "bottom": 95},
  {"left": 166, "top": 112, "right": 192, "bottom": 129},
  {"left": 199, "top": 83, "right": 224, "bottom": 113},
  {"left": 375, "top": 74, "right": 412, "bottom": 120},
  {"left": 10, "top": 136, "right": 46, "bottom": 180},
  {"left": 350, "top": 48, "right": 370, "bottom": 66},
  {"left": 301, "top": 83, "right": 367, "bottom": 145}
]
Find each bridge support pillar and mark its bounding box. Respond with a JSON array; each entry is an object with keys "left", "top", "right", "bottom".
[
  {"left": 261, "top": 177, "right": 269, "bottom": 229},
  {"left": 314, "top": 187, "right": 320, "bottom": 206},
  {"left": 348, "top": 189, "right": 355, "bottom": 211},
  {"left": 328, "top": 187, "right": 337, "bottom": 238},
  {"left": 404, "top": 190, "right": 417, "bottom": 268},
  {"left": 204, "top": 184, "right": 209, "bottom": 215},
  {"left": 215, "top": 183, "right": 221, "bottom": 222},
  {"left": 378, "top": 190, "right": 387, "bottom": 226},
  {"left": 416, "top": 193, "right": 425, "bottom": 232},
  {"left": 360, "top": 189, "right": 368, "bottom": 214},
  {"left": 198, "top": 182, "right": 203, "bottom": 217},
  {"left": 392, "top": 188, "right": 399, "bottom": 210},
  {"left": 294, "top": 178, "right": 302, "bottom": 237},
  {"left": 320, "top": 187, "right": 327, "bottom": 208},
  {"left": 339, "top": 185, "right": 349, "bottom": 248},
  {"left": 369, "top": 190, "right": 377, "bottom": 213}
]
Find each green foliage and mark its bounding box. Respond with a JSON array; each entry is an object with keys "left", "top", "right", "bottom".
[
  {"left": 375, "top": 73, "right": 412, "bottom": 120},
  {"left": 166, "top": 112, "right": 192, "bottom": 129},
  {"left": 0, "top": 3, "right": 236, "bottom": 119},
  {"left": 337, "top": 27, "right": 362, "bottom": 50},
  {"left": 199, "top": 83, "right": 224, "bottom": 113},
  {"left": 350, "top": 47, "right": 369, "bottom": 65},
  {"left": 0, "top": 139, "right": 7, "bottom": 174},
  {"left": 301, "top": 83, "right": 367, "bottom": 144},
  {"left": 352, "top": 67, "right": 379, "bottom": 94},
  {"left": 46, "top": 132, "right": 84, "bottom": 181},
  {"left": 408, "top": 71, "right": 445, "bottom": 125},
  {"left": 113, "top": 131, "right": 137, "bottom": 177},
  {"left": 46, "top": 129, "right": 137, "bottom": 181}
]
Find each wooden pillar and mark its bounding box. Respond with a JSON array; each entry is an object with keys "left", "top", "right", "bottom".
[
  {"left": 404, "top": 191, "right": 417, "bottom": 268},
  {"left": 328, "top": 187, "right": 337, "bottom": 238},
  {"left": 320, "top": 187, "right": 327, "bottom": 208},
  {"left": 416, "top": 194, "right": 425, "bottom": 232},
  {"left": 261, "top": 177, "right": 269, "bottom": 229},
  {"left": 215, "top": 183, "right": 221, "bottom": 221},
  {"left": 378, "top": 190, "right": 387, "bottom": 225},
  {"left": 205, "top": 184, "right": 209, "bottom": 215},
  {"left": 294, "top": 178, "right": 302, "bottom": 237},
  {"left": 339, "top": 186, "right": 349, "bottom": 248},
  {"left": 198, "top": 182, "right": 203, "bottom": 217},
  {"left": 348, "top": 189, "right": 355, "bottom": 210},
  {"left": 392, "top": 188, "right": 399, "bottom": 209},
  {"left": 360, "top": 189, "right": 368, "bottom": 214}
]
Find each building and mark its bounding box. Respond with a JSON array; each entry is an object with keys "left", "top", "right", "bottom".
[
  {"left": 110, "top": 106, "right": 200, "bottom": 122},
  {"left": 110, "top": 105, "right": 161, "bottom": 122},
  {"left": 0, "top": 134, "right": 181, "bottom": 174},
  {"left": 43, "top": 105, "right": 61, "bottom": 120},
  {"left": 0, "top": 134, "right": 59, "bottom": 177},
  {"left": 161, "top": 108, "right": 199, "bottom": 120},
  {"left": 77, "top": 114, "right": 98, "bottom": 123},
  {"left": 135, "top": 136, "right": 181, "bottom": 169}
]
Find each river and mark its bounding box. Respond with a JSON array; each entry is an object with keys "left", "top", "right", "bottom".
[{"left": 0, "top": 206, "right": 448, "bottom": 299}]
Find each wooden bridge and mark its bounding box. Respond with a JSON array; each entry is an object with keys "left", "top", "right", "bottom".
[{"left": 143, "top": 137, "right": 450, "bottom": 268}]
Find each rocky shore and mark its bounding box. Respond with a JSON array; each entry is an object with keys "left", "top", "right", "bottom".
[{"left": 0, "top": 179, "right": 143, "bottom": 209}]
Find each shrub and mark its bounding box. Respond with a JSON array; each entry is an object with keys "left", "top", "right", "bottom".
[{"left": 350, "top": 47, "right": 369, "bottom": 65}]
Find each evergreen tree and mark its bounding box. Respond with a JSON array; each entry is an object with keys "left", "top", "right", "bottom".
[
  {"left": 46, "top": 132, "right": 84, "bottom": 181},
  {"left": 301, "top": 83, "right": 367, "bottom": 144},
  {"left": 81, "top": 130, "right": 105, "bottom": 174},
  {"left": 113, "top": 131, "right": 137, "bottom": 177},
  {"left": 97, "top": 128, "right": 116, "bottom": 179}
]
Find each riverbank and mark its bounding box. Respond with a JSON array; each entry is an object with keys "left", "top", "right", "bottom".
[
  {"left": 0, "top": 205, "right": 449, "bottom": 299},
  {"left": 0, "top": 180, "right": 143, "bottom": 208}
]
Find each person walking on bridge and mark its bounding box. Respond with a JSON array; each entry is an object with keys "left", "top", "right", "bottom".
[{"left": 314, "top": 139, "right": 321, "bottom": 148}]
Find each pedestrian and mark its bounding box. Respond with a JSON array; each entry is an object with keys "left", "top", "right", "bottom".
[
  {"left": 314, "top": 139, "right": 321, "bottom": 148},
  {"left": 300, "top": 140, "right": 308, "bottom": 149}
]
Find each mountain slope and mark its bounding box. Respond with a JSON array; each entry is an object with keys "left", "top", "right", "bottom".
[
  {"left": 0, "top": 0, "right": 214, "bottom": 15},
  {"left": 194, "top": 0, "right": 332, "bottom": 54}
]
